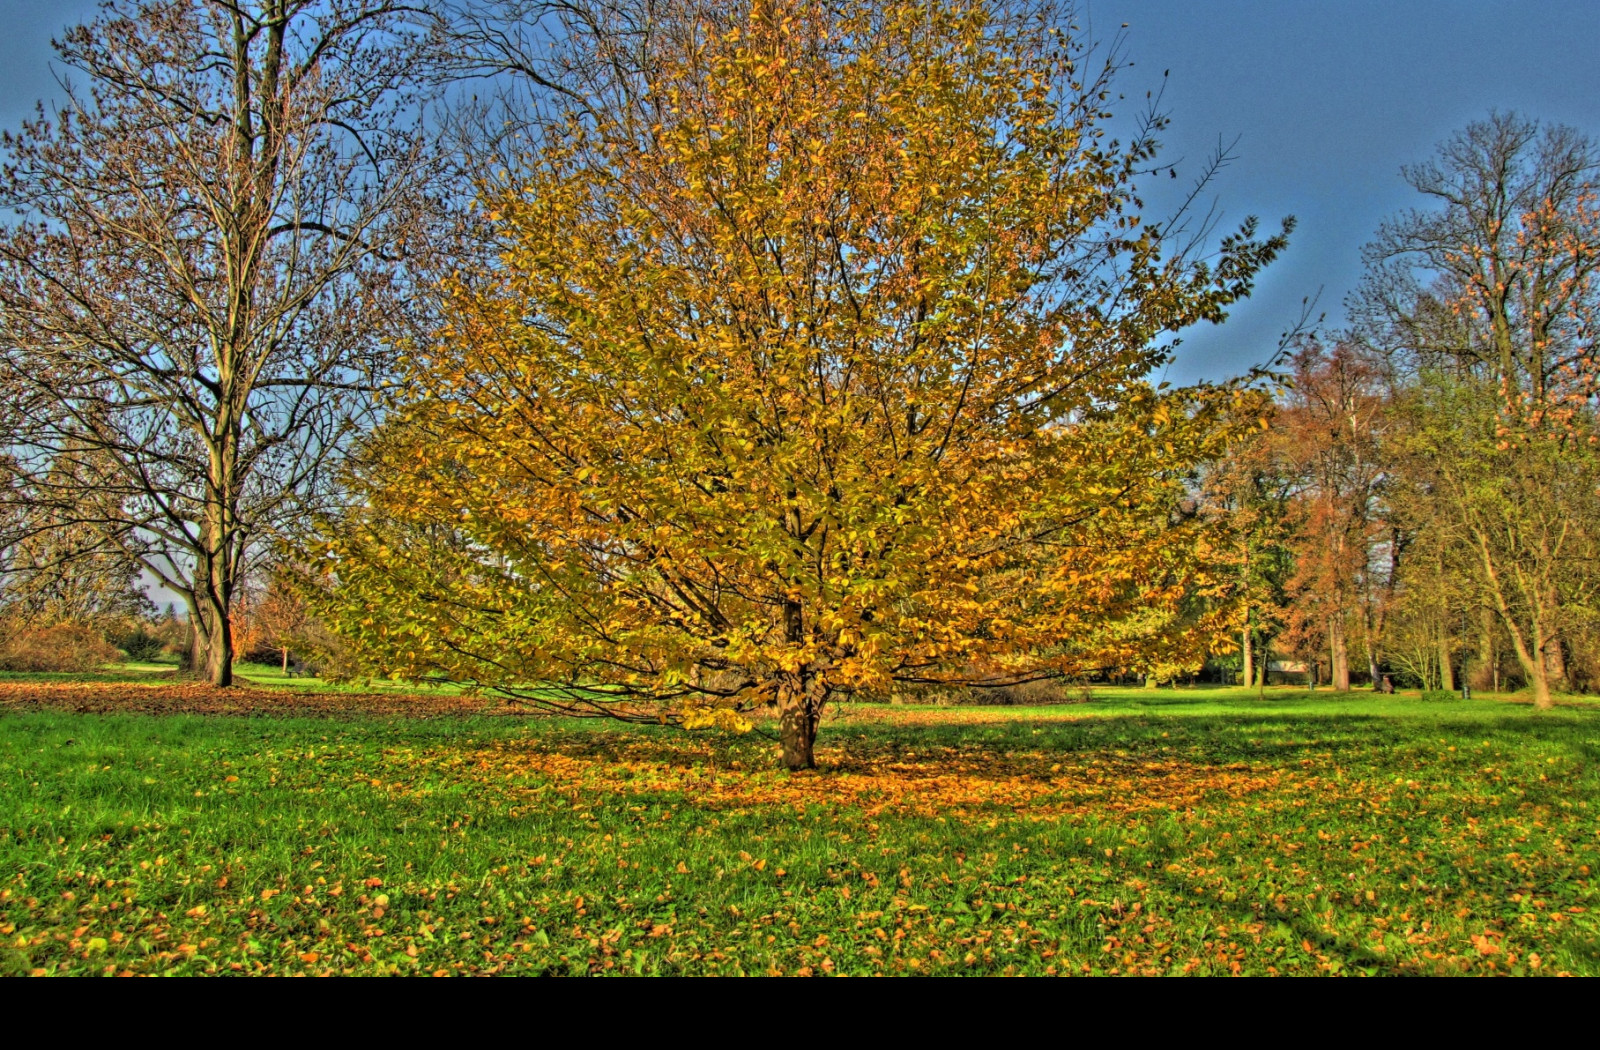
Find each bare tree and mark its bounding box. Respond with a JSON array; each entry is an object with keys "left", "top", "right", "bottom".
[
  {"left": 0, "top": 454, "right": 154, "bottom": 629},
  {"left": 0, "top": 0, "right": 435, "bottom": 684},
  {"left": 1356, "top": 111, "right": 1600, "bottom": 410}
]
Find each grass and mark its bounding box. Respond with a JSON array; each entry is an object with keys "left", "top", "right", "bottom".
[
  {"left": 230, "top": 662, "right": 473, "bottom": 695},
  {"left": 1, "top": 661, "right": 472, "bottom": 695},
  {"left": 0, "top": 662, "right": 181, "bottom": 684},
  {"left": 1, "top": 681, "right": 1596, "bottom": 976}
]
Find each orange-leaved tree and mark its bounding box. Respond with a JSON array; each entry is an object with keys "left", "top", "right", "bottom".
[
  {"left": 317, "top": 0, "right": 1287, "bottom": 767},
  {"left": 1275, "top": 340, "right": 1393, "bottom": 691}
]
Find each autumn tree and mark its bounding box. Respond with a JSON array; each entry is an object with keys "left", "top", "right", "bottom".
[
  {"left": 1201, "top": 423, "right": 1295, "bottom": 689},
  {"left": 0, "top": 0, "right": 435, "bottom": 685},
  {"left": 1390, "top": 377, "right": 1600, "bottom": 705},
  {"left": 252, "top": 572, "right": 312, "bottom": 672},
  {"left": 1379, "top": 480, "right": 1473, "bottom": 692},
  {"left": 1271, "top": 340, "right": 1393, "bottom": 690},
  {"left": 1356, "top": 113, "right": 1600, "bottom": 705},
  {"left": 319, "top": 0, "right": 1287, "bottom": 767}
]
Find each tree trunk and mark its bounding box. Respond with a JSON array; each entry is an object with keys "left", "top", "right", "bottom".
[
  {"left": 1497, "top": 610, "right": 1551, "bottom": 709},
  {"left": 1472, "top": 528, "right": 1552, "bottom": 708},
  {"left": 1526, "top": 587, "right": 1561, "bottom": 709},
  {"left": 1532, "top": 621, "right": 1562, "bottom": 710},
  {"left": 198, "top": 590, "right": 234, "bottom": 687},
  {"left": 282, "top": 647, "right": 290, "bottom": 674},
  {"left": 207, "top": 632, "right": 234, "bottom": 686},
  {"left": 1330, "top": 617, "right": 1350, "bottom": 691},
  {"left": 776, "top": 596, "right": 817, "bottom": 769},
  {"left": 192, "top": 542, "right": 235, "bottom": 688},
  {"left": 1241, "top": 623, "right": 1254, "bottom": 690},
  {"left": 183, "top": 617, "right": 201, "bottom": 673},
  {"left": 1528, "top": 660, "right": 1552, "bottom": 709},
  {"left": 194, "top": 449, "right": 239, "bottom": 687},
  {"left": 777, "top": 673, "right": 822, "bottom": 770},
  {"left": 778, "top": 701, "right": 815, "bottom": 770},
  {"left": 1471, "top": 606, "right": 1495, "bottom": 691},
  {"left": 1543, "top": 627, "right": 1567, "bottom": 690},
  {"left": 1361, "top": 605, "right": 1380, "bottom": 689},
  {"left": 1438, "top": 630, "right": 1455, "bottom": 692},
  {"left": 181, "top": 596, "right": 229, "bottom": 685}
]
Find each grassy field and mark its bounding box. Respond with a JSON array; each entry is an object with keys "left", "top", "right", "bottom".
[
  {"left": 0, "top": 661, "right": 473, "bottom": 695},
  {"left": 231, "top": 662, "right": 474, "bottom": 695},
  {"left": 2, "top": 675, "right": 1596, "bottom": 976}
]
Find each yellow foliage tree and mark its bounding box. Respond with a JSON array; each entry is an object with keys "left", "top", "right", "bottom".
[{"left": 318, "top": 0, "right": 1287, "bottom": 767}]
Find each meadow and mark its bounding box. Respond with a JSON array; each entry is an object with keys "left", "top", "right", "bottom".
[{"left": 2, "top": 669, "right": 1596, "bottom": 976}]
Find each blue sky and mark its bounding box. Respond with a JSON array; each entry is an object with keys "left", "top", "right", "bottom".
[
  {"left": 3, "top": 0, "right": 1599, "bottom": 384},
  {"left": 1092, "top": 0, "right": 1600, "bottom": 382}
]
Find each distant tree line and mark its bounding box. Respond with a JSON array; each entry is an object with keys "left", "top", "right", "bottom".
[{"left": 1207, "top": 113, "right": 1600, "bottom": 709}]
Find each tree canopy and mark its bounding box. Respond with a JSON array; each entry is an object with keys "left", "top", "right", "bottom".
[{"left": 316, "top": 0, "right": 1287, "bottom": 766}]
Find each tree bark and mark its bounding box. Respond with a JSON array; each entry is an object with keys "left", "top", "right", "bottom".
[
  {"left": 206, "top": 624, "right": 234, "bottom": 686},
  {"left": 1471, "top": 606, "right": 1495, "bottom": 691},
  {"left": 1364, "top": 632, "right": 1380, "bottom": 690},
  {"left": 1528, "top": 656, "right": 1552, "bottom": 709},
  {"left": 1329, "top": 616, "right": 1350, "bottom": 691},
  {"left": 777, "top": 597, "right": 820, "bottom": 769},
  {"left": 192, "top": 588, "right": 234, "bottom": 687},
  {"left": 1241, "top": 621, "right": 1254, "bottom": 690},
  {"left": 195, "top": 499, "right": 236, "bottom": 687},
  {"left": 1472, "top": 525, "right": 1553, "bottom": 709},
  {"left": 1543, "top": 622, "right": 1568, "bottom": 690},
  {"left": 1499, "top": 607, "right": 1551, "bottom": 708},
  {"left": 183, "top": 616, "right": 201, "bottom": 673},
  {"left": 777, "top": 672, "right": 823, "bottom": 770},
  {"left": 1532, "top": 620, "right": 1562, "bottom": 710}
]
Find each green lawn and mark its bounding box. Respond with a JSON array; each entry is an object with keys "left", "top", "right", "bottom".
[
  {"left": 230, "top": 662, "right": 474, "bottom": 695},
  {"left": 0, "top": 661, "right": 181, "bottom": 684},
  {"left": 5, "top": 660, "right": 476, "bottom": 696},
  {"left": 2, "top": 683, "right": 1596, "bottom": 975}
]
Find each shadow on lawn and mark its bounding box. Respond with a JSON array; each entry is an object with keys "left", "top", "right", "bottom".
[
  {"left": 828, "top": 706, "right": 1593, "bottom": 760},
  {"left": 482, "top": 704, "right": 1595, "bottom": 794},
  {"left": 6, "top": 671, "right": 1595, "bottom": 781}
]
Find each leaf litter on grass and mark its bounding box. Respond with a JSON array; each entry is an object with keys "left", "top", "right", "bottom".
[
  {"left": 1, "top": 685, "right": 1597, "bottom": 976},
  {"left": 0, "top": 679, "right": 513, "bottom": 718}
]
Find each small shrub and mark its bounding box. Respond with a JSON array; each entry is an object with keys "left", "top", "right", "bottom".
[
  {"left": 0, "top": 624, "right": 123, "bottom": 672},
  {"left": 886, "top": 677, "right": 1092, "bottom": 706},
  {"left": 960, "top": 679, "right": 1092, "bottom": 706},
  {"left": 286, "top": 620, "right": 367, "bottom": 681},
  {"left": 114, "top": 627, "right": 167, "bottom": 662},
  {"left": 886, "top": 683, "right": 965, "bottom": 705},
  {"left": 1419, "top": 689, "right": 1460, "bottom": 703}
]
